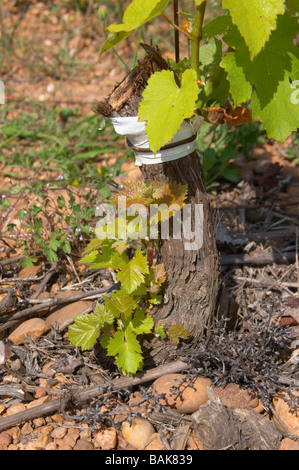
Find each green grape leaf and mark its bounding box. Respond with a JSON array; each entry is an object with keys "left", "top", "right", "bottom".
[
  {"left": 221, "top": 27, "right": 253, "bottom": 105},
  {"left": 100, "top": 0, "right": 170, "bottom": 57},
  {"left": 19, "top": 256, "right": 38, "bottom": 269},
  {"left": 222, "top": 0, "right": 285, "bottom": 59},
  {"left": 83, "top": 238, "right": 104, "bottom": 255},
  {"left": 286, "top": 0, "right": 299, "bottom": 13},
  {"left": 116, "top": 248, "right": 149, "bottom": 294},
  {"left": 69, "top": 312, "right": 103, "bottom": 350},
  {"left": 104, "top": 288, "right": 138, "bottom": 320},
  {"left": 138, "top": 69, "right": 198, "bottom": 154},
  {"left": 168, "top": 324, "right": 190, "bottom": 344},
  {"left": 222, "top": 13, "right": 299, "bottom": 141},
  {"left": 202, "top": 15, "right": 232, "bottom": 39},
  {"left": 148, "top": 293, "right": 162, "bottom": 304},
  {"left": 93, "top": 302, "right": 115, "bottom": 325},
  {"left": 155, "top": 325, "right": 166, "bottom": 339},
  {"left": 110, "top": 180, "right": 153, "bottom": 207},
  {"left": 131, "top": 310, "right": 155, "bottom": 334},
  {"left": 81, "top": 240, "right": 128, "bottom": 270},
  {"left": 146, "top": 263, "right": 167, "bottom": 293},
  {"left": 106, "top": 327, "right": 143, "bottom": 375},
  {"left": 197, "top": 38, "right": 230, "bottom": 108}
]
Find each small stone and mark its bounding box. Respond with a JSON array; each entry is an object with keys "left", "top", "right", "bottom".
[
  {"left": 273, "top": 391, "right": 299, "bottom": 437},
  {"left": 39, "top": 425, "right": 53, "bottom": 435},
  {"left": 58, "top": 444, "right": 73, "bottom": 450},
  {"left": 5, "top": 426, "right": 21, "bottom": 439},
  {"left": 33, "top": 417, "right": 46, "bottom": 428},
  {"left": 50, "top": 427, "right": 67, "bottom": 439},
  {"left": 122, "top": 418, "right": 155, "bottom": 450},
  {"left": 73, "top": 438, "right": 94, "bottom": 450},
  {"left": 0, "top": 432, "right": 13, "bottom": 446},
  {"left": 7, "top": 443, "right": 19, "bottom": 450},
  {"left": 280, "top": 437, "right": 299, "bottom": 450},
  {"left": 253, "top": 158, "right": 273, "bottom": 174},
  {"left": 51, "top": 413, "right": 64, "bottom": 423},
  {"left": 18, "top": 265, "right": 41, "bottom": 278},
  {"left": 45, "top": 442, "right": 58, "bottom": 450},
  {"left": 63, "top": 432, "right": 79, "bottom": 448},
  {"left": 21, "top": 422, "right": 34, "bottom": 435},
  {"left": 152, "top": 374, "right": 211, "bottom": 414},
  {"left": 94, "top": 427, "right": 117, "bottom": 450},
  {"left": 6, "top": 402, "right": 26, "bottom": 416},
  {"left": 45, "top": 290, "right": 93, "bottom": 329},
  {"left": 80, "top": 428, "right": 92, "bottom": 441},
  {"left": 212, "top": 383, "right": 260, "bottom": 409},
  {"left": 34, "top": 433, "right": 52, "bottom": 449},
  {"left": 8, "top": 317, "right": 50, "bottom": 345},
  {"left": 143, "top": 433, "right": 164, "bottom": 450},
  {"left": 26, "top": 396, "right": 50, "bottom": 409}
]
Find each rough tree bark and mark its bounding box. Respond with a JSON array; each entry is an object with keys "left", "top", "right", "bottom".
[{"left": 95, "top": 46, "right": 221, "bottom": 366}]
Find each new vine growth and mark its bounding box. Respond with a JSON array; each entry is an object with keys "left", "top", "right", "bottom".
[{"left": 69, "top": 0, "right": 299, "bottom": 375}]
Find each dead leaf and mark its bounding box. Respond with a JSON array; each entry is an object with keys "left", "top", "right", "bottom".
[{"left": 208, "top": 102, "right": 252, "bottom": 126}]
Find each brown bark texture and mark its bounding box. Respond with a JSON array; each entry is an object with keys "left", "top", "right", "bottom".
[{"left": 95, "top": 45, "right": 221, "bottom": 365}]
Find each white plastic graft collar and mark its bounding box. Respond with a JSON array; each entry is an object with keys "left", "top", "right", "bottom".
[{"left": 109, "top": 116, "right": 196, "bottom": 166}]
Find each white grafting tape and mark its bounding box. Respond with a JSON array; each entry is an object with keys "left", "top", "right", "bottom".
[{"left": 109, "top": 116, "right": 197, "bottom": 166}]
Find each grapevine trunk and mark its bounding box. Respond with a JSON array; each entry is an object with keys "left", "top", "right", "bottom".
[{"left": 96, "top": 46, "right": 222, "bottom": 366}]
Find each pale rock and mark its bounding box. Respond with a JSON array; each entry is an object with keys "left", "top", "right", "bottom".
[
  {"left": 63, "top": 432, "right": 79, "bottom": 448},
  {"left": 273, "top": 391, "right": 299, "bottom": 437},
  {"left": 45, "top": 442, "right": 58, "bottom": 450},
  {"left": 8, "top": 444, "right": 19, "bottom": 450},
  {"left": 0, "top": 432, "right": 13, "bottom": 447},
  {"left": 94, "top": 427, "right": 117, "bottom": 450},
  {"left": 212, "top": 383, "right": 262, "bottom": 410},
  {"left": 73, "top": 438, "right": 94, "bottom": 450},
  {"left": 50, "top": 427, "right": 67, "bottom": 439},
  {"left": 152, "top": 373, "right": 211, "bottom": 414},
  {"left": 280, "top": 438, "right": 299, "bottom": 450},
  {"left": 143, "top": 433, "right": 164, "bottom": 450},
  {"left": 34, "top": 433, "right": 52, "bottom": 449},
  {"left": 21, "top": 422, "right": 33, "bottom": 435},
  {"left": 8, "top": 317, "right": 50, "bottom": 345},
  {"left": 45, "top": 290, "right": 93, "bottom": 329},
  {"left": 26, "top": 396, "right": 50, "bottom": 409},
  {"left": 122, "top": 417, "right": 155, "bottom": 449},
  {"left": 6, "top": 402, "right": 27, "bottom": 416},
  {"left": 18, "top": 264, "right": 41, "bottom": 278}
]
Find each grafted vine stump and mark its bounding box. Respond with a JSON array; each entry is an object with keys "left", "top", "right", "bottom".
[{"left": 95, "top": 45, "right": 221, "bottom": 366}]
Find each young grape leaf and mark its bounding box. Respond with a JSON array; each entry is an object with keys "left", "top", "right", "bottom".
[
  {"left": 110, "top": 180, "right": 153, "bottom": 207},
  {"left": 222, "top": 0, "right": 285, "bottom": 59},
  {"left": 93, "top": 302, "right": 115, "bottom": 325},
  {"left": 106, "top": 327, "right": 143, "bottom": 375},
  {"left": 131, "top": 309, "right": 155, "bottom": 335},
  {"left": 100, "top": 0, "right": 170, "bottom": 57},
  {"left": 168, "top": 324, "right": 190, "bottom": 344},
  {"left": 83, "top": 238, "right": 104, "bottom": 255},
  {"left": 116, "top": 248, "right": 149, "bottom": 294},
  {"left": 138, "top": 69, "right": 198, "bottom": 154},
  {"left": 104, "top": 288, "right": 138, "bottom": 320},
  {"left": 155, "top": 325, "right": 166, "bottom": 339},
  {"left": 81, "top": 240, "right": 128, "bottom": 270},
  {"left": 68, "top": 312, "right": 103, "bottom": 351}
]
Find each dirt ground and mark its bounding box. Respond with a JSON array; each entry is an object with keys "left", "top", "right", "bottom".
[{"left": 0, "top": 0, "right": 299, "bottom": 451}]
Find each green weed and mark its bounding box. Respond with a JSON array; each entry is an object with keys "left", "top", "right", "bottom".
[{"left": 196, "top": 120, "right": 266, "bottom": 190}]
